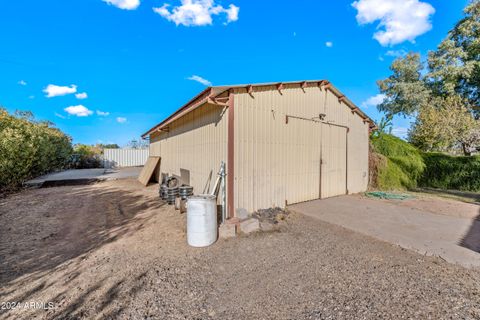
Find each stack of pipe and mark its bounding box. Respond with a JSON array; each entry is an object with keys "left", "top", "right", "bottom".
[
  {"left": 159, "top": 184, "right": 168, "bottom": 200},
  {"left": 166, "top": 186, "right": 179, "bottom": 205},
  {"left": 179, "top": 185, "right": 193, "bottom": 200}
]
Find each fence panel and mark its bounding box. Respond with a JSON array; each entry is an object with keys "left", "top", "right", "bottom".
[{"left": 103, "top": 148, "right": 149, "bottom": 168}]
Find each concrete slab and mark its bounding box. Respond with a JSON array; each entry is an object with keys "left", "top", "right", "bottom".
[
  {"left": 290, "top": 195, "right": 480, "bottom": 269},
  {"left": 25, "top": 167, "right": 143, "bottom": 187}
]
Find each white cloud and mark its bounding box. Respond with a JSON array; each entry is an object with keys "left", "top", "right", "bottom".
[
  {"left": 116, "top": 117, "right": 127, "bottom": 123},
  {"left": 102, "top": 0, "right": 140, "bottom": 10},
  {"left": 28, "top": 95, "right": 35, "bottom": 99},
  {"left": 18, "top": 80, "right": 27, "bottom": 86},
  {"left": 96, "top": 110, "right": 110, "bottom": 116},
  {"left": 325, "top": 41, "right": 333, "bottom": 48},
  {"left": 361, "top": 94, "right": 386, "bottom": 108},
  {"left": 392, "top": 126, "right": 409, "bottom": 139},
  {"left": 385, "top": 49, "right": 407, "bottom": 57},
  {"left": 75, "top": 92, "right": 88, "bottom": 99},
  {"left": 153, "top": 0, "right": 239, "bottom": 26},
  {"left": 54, "top": 112, "right": 66, "bottom": 119},
  {"left": 352, "top": 0, "right": 435, "bottom": 46},
  {"left": 44, "top": 84, "right": 77, "bottom": 98},
  {"left": 64, "top": 105, "right": 93, "bottom": 117},
  {"left": 187, "top": 75, "right": 212, "bottom": 86}
]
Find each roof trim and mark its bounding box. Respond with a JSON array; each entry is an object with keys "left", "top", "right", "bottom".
[{"left": 141, "top": 80, "right": 377, "bottom": 138}]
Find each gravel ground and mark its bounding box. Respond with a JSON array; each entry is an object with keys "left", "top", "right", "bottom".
[{"left": 0, "top": 179, "right": 479, "bottom": 319}]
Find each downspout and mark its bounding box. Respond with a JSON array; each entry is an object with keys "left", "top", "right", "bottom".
[{"left": 227, "top": 91, "right": 235, "bottom": 219}]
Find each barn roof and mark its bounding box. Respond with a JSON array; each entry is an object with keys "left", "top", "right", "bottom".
[{"left": 141, "top": 80, "right": 377, "bottom": 138}]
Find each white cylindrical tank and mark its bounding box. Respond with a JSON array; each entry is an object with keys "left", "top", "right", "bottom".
[{"left": 187, "top": 195, "right": 217, "bottom": 247}]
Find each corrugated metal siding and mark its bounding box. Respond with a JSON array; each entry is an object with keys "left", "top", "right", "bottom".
[
  {"left": 149, "top": 132, "right": 161, "bottom": 156},
  {"left": 234, "top": 84, "right": 369, "bottom": 212},
  {"left": 153, "top": 103, "right": 228, "bottom": 198},
  {"left": 346, "top": 112, "right": 369, "bottom": 193},
  {"left": 103, "top": 148, "right": 149, "bottom": 168},
  {"left": 320, "top": 125, "right": 347, "bottom": 198}
]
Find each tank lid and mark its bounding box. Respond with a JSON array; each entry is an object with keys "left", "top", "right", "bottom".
[{"left": 188, "top": 194, "right": 216, "bottom": 201}]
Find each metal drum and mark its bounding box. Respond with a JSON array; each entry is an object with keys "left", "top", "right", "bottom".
[{"left": 186, "top": 195, "right": 217, "bottom": 247}]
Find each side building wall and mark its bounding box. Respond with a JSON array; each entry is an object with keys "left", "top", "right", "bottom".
[
  {"left": 149, "top": 103, "right": 228, "bottom": 197},
  {"left": 233, "top": 84, "right": 369, "bottom": 213}
]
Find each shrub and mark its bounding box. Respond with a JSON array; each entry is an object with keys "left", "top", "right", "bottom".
[
  {"left": 419, "top": 153, "right": 480, "bottom": 191},
  {"left": 370, "top": 134, "right": 425, "bottom": 190},
  {"left": 0, "top": 108, "right": 72, "bottom": 192},
  {"left": 71, "top": 144, "right": 103, "bottom": 169}
]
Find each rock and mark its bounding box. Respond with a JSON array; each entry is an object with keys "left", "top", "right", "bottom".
[
  {"left": 219, "top": 223, "right": 236, "bottom": 238},
  {"left": 236, "top": 208, "right": 250, "bottom": 220},
  {"left": 239, "top": 218, "right": 260, "bottom": 234},
  {"left": 260, "top": 221, "right": 275, "bottom": 232}
]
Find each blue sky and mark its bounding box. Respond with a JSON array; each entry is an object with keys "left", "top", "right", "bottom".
[{"left": 0, "top": 0, "right": 470, "bottom": 145}]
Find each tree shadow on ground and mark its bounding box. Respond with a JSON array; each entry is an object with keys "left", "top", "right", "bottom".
[
  {"left": 0, "top": 182, "right": 165, "bottom": 287},
  {"left": 459, "top": 208, "right": 480, "bottom": 253},
  {"left": 415, "top": 187, "right": 480, "bottom": 203}
]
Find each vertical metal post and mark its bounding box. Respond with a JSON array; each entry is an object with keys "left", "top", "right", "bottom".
[{"left": 220, "top": 161, "right": 227, "bottom": 223}]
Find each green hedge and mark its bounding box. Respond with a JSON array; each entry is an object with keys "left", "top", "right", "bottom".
[
  {"left": 371, "top": 134, "right": 425, "bottom": 190},
  {"left": 419, "top": 153, "right": 480, "bottom": 191},
  {"left": 0, "top": 109, "right": 72, "bottom": 192}
]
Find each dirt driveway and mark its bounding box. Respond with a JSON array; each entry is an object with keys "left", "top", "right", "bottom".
[
  {"left": 290, "top": 194, "right": 480, "bottom": 268},
  {"left": 1, "top": 180, "right": 479, "bottom": 319}
]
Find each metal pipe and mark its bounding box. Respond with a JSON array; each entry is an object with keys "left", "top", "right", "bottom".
[
  {"left": 209, "top": 162, "right": 227, "bottom": 223},
  {"left": 285, "top": 114, "right": 350, "bottom": 130},
  {"left": 210, "top": 174, "right": 221, "bottom": 196}
]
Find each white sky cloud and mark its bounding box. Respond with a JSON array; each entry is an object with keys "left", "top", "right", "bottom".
[
  {"left": 18, "top": 80, "right": 27, "bottom": 86},
  {"left": 44, "top": 84, "right": 77, "bottom": 98},
  {"left": 96, "top": 110, "right": 110, "bottom": 116},
  {"left": 64, "top": 105, "right": 93, "bottom": 117},
  {"left": 392, "top": 126, "right": 409, "bottom": 139},
  {"left": 385, "top": 49, "right": 407, "bottom": 57},
  {"left": 54, "top": 112, "right": 66, "bottom": 119},
  {"left": 361, "top": 94, "right": 386, "bottom": 108},
  {"left": 153, "top": 0, "right": 239, "bottom": 26},
  {"left": 325, "top": 41, "right": 333, "bottom": 47},
  {"left": 187, "top": 75, "right": 212, "bottom": 86},
  {"left": 116, "top": 117, "right": 127, "bottom": 123},
  {"left": 102, "top": 0, "right": 140, "bottom": 10},
  {"left": 352, "top": 0, "right": 435, "bottom": 46},
  {"left": 75, "top": 92, "right": 88, "bottom": 99}
]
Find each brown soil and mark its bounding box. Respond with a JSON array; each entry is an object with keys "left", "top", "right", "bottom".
[{"left": 0, "top": 180, "right": 479, "bottom": 319}]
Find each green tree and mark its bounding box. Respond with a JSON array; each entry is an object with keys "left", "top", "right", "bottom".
[
  {"left": 377, "top": 0, "right": 480, "bottom": 155},
  {"left": 409, "top": 96, "right": 480, "bottom": 154},
  {"left": 378, "top": 53, "right": 430, "bottom": 117}
]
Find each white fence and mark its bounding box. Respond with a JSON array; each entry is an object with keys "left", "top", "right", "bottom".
[{"left": 103, "top": 148, "right": 149, "bottom": 168}]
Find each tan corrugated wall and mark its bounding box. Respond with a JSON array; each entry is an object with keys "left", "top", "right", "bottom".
[
  {"left": 149, "top": 103, "right": 228, "bottom": 196},
  {"left": 234, "top": 84, "right": 369, "bottom": 212}
]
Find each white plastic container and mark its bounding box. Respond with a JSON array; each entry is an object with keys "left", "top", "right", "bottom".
[{"left": 187, "top": 195, "right": 217, "bottom": 247}]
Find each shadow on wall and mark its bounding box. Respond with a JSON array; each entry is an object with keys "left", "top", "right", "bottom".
[
  {"left": 0, "top": 183, "right": 165, "bottom": 287},
  {"left": 103, "top": 160, "right": 118, "bottom": 169},
  {"left": 460, "top": 208, "right": 480, "bottom": 253}
]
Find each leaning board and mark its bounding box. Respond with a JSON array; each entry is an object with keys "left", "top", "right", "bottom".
[{"left": 138, "top": 156, "right": 160, "bottom": 186}]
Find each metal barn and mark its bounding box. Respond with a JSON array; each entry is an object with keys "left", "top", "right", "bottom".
[{"left": 142, "top": 80, "right": 376, "bottom": 217}]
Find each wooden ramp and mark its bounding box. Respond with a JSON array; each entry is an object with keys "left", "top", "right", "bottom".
[{"left": 138, "top": 156, "right": 160, "bottom": 186}]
